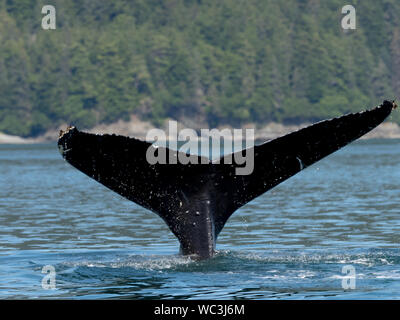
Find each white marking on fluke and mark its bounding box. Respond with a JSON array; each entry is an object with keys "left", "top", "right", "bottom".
[{"left": 296, "top": 157, "right": 304, "bottom": 170}]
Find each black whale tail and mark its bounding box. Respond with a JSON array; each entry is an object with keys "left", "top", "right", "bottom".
[{"left": 58, "top": 100, "right": 397, "bottom": 259}]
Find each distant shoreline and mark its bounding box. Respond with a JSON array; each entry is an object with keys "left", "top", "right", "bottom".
[{"left": 1, "top": 119, "right": 400, "bottom": 144}]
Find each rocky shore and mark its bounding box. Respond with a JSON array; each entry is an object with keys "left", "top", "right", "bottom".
[{"left": 1, "top": 117, "right": 400, "bottom": 144}]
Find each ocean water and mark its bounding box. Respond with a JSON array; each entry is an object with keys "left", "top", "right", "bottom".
[{"left": 0, "top": 140, "right": 399, "bottom": 299}]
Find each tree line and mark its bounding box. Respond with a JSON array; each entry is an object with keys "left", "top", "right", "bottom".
[{"left": 1, "top": 0, "right": 399, "bottom": 137}]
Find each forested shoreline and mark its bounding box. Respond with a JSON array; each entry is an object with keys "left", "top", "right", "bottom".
[{"left": 1, "top": 0, "right": 400, "bottom": 137}]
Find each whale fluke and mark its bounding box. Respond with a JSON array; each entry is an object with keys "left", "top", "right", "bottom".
[{"left": 58, "top": 100, "right": 396, "bottom": 259}]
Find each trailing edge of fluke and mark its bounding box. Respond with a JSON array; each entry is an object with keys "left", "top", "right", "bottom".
[{"left": 58, "top": 100, "right": 397, "bottom": 259}]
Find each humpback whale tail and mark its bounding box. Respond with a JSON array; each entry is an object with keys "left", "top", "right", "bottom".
[{"left": 58, "top": 100, "right": 397, "bottom": 259}]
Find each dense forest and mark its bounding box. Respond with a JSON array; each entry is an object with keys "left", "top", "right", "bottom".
[{"left": 1, "top": 0, "right": 400, "bottom": 137}]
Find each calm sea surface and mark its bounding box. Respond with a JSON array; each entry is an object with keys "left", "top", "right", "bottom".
[{"left": 0, "top": 140, "right": 399, "bottom": 299}]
